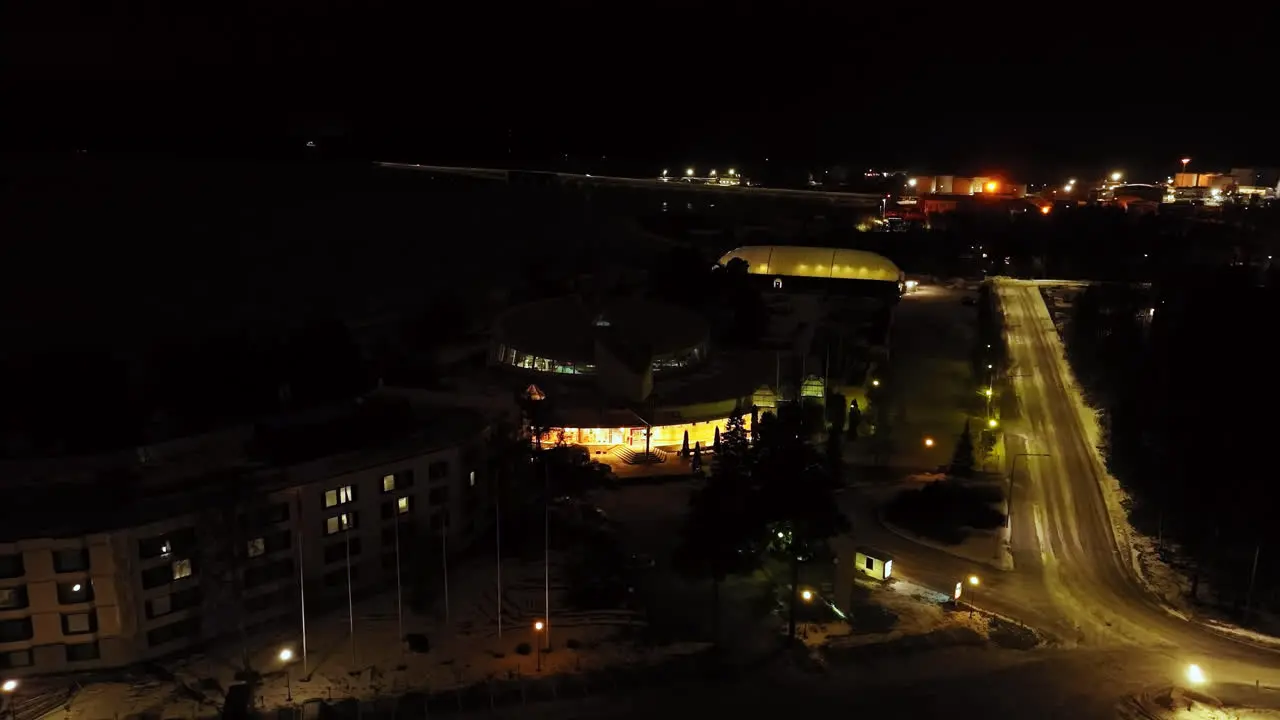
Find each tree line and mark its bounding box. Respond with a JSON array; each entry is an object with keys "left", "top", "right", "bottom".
[{"left": 1061, "top": 266, "right": 1280, "bottom": 618}]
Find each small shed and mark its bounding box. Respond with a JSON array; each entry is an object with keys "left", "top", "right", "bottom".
[{"left": 854, "top": 546, "right": 894, "bottom": 581}]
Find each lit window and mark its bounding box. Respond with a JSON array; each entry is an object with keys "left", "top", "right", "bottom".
[
  {"left": 160, "top": 541, "right": 172, "bottom": 557},
  {"left": 324, "top": 485, "right": 355, "bottom": 508},
  {"left": 469, "top": 471, "right": 476, "bottom": 487},
  {"left": 773, "top": 278, "right": 783, "bottom": 289},
  {"left": 325, "top": 513, "right": 356, "bottom": 535},
  {"left": 172, "top": 559, "right": 192, "bottom": 580},
  {"left": 246, "top": 537, "right": 265, "bottom": 558},
  {"left": 397, "top": 497, "right": 410, "bottom": 514},
  {"left": 382, "top": 474, "right": 396, "bottom": 492}
]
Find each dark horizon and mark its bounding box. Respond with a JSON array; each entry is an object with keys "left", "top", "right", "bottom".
[{"left": 8, "top": 3, "right": 1277, "bottom": 178}]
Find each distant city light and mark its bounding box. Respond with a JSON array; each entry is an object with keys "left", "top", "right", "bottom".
[
  {"left": 686, "top": 168, "right": 694, "bottom": 176},
  {"left": 728, "top": 168, "right": 736, "bottom": 175},
  {"left": 1110, "top": 171, "right": 1123, "bottom": 181},
  {"left": 985, "top": 181, "right": 998, "bottom": 192},
  {"left": 907, "top": 178, "right": 918, "bottom": 187},
  {"left": 662, "top": 169, "right": 668, "bottom": 176}
]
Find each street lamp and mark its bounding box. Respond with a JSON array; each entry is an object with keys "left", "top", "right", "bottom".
[
  {"left": 1186, "top": 663, "right": 1206, "bottom": 685},
  {"left": 987, "top": 418, "right": 998, "bottom": 429},
  {"left": 801, "top": 589, "right": 813, "bottom": 602},
  {"left": 1110, "top": 171, "right": 1122, "bottom": 182},
  {"left": 685, "top": 168, "right": 694, "bottom": 177},
  {"left": 534, "top": 620, "right": 544, "bottom": 672},
  {"left": 967, "top": 575, "right": 980, "bottom": 617},
  {"left": 2, "top": 679, "right": 16, "bottom": 720},
  {"left": 279, "top": 648, "right": 294, "bottom": 702},
  {"left": 1181, "top": 158, "right": 1191, "bottom": 176},
  {"left": 923, "top": 437, "right": 935, "bottom": 448}
]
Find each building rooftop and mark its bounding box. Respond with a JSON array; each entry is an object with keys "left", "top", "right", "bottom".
[
  {"left": 719, "top": 246, "right": 903, "bottom": 283},
  {"left": 0, "top": 393, "right": 487, "bottom": 542},
  {"left": 493, "top": 295, "right": 708, "bottom": 364}
]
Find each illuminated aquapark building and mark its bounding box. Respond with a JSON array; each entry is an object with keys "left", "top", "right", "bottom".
[
  {"left": 718, "top": 245, "right": 905, "bottom": 299},
  {"left": 490, "top": 296, "right": 763, "bottom": 452}
]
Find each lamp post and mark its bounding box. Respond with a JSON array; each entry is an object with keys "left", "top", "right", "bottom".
[
  {"left": 279, "top": 649, "right": 294, "bottom": 702},
  {"left": 967, "top": 575, "right": 980, "bottom": 617},
  {"left": 533, "top": 620, "right": 544, "bottom": 672},
  {"left": 3, "top": 679, "right": 18, "bottom": 720}
]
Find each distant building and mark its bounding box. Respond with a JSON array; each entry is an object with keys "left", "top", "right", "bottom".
[{"left": 907, "top": 175, "right": 1027, "bottom": 197}]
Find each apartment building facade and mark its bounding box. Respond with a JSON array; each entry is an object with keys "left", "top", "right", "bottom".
[{"left": 0, "top": 399, "right": 490, "bottom": 677}]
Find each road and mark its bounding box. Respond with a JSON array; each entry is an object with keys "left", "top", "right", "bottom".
[
  {"left": 842, "top": 279, "right": 1280, "bottom": 689},
  {"left": 375, "top": 162, "right": 885, "bottom": 207}
]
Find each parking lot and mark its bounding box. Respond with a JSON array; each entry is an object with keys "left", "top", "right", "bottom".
[{"left": 883, "top": 282, "right": 982, "bottom": 469}]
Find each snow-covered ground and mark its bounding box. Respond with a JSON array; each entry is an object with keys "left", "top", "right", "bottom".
[
  {"left": 813, "top": 577, "right": 1038, "bottom": 657},
  {"left": 55, "top": 553, "right": 696, "bottom": 720}
]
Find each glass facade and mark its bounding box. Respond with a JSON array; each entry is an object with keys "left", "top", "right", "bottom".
[
  {"left": 537, "top": 414, "right": 752, "bottom": 449},
  {"left": 494, "top": 342, "right": 705, "bottom": 375}
]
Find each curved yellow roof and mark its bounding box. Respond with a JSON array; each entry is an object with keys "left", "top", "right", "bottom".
[{"left": 719, "top": 246, "right": 903, "bottom": 283}]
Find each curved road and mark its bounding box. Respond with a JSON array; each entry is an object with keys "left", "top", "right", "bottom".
[{"left": 848, "top": 279, "right": 1280, "bottom": 687}]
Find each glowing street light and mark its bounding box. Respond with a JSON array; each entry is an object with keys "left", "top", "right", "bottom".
[
  {"left": 1110, "top": 171, "right": 1123, "bottom": 182},
  {"left": 907, "top": 177, "right": 918, "bottom": 187},
  {"left": 1181, "top": 158, "right": 1191, "bottom": 174},
  {"left": 279, "top": 648, "right": 295, "bottom": 701},
  {"left": 801, "top": 589, "right": 813, "bottom": 602},
  {"left": 661, "top": 169, "right": 668, "bottom": 177},
  {"left": 983, "top": 388, "right": 993, "bottom": 398},
  {"left": 686, "top": 168, "right": 694, "bottom": 177},
  {"left": 1, "top": 680, "right": 16, "bottom": 693},
  {"left": 728, "top": 168, "right": 736, "bottom": 175},
  {"left": 984, "top": 181, "right": 998, "bottom": 192},
  {"left": 535, "top": 620, "right": 545, "bottom": 671},
  {"left": 923, "top": 437, "right": 935, "bottom": 448},
  {"left": 872, "top": 379, "right": 881, "bottom": 387},
  {"left": 1186, "top": 663, "right": 1206, "bottom": 685},
  {"left": 988, "top": 418, "right": 998, "bottom": 429},
  {"left": 967, "top": 575, "right": 980, "bottom": 617}
]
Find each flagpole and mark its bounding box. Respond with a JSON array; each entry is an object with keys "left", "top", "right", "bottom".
[
  {"left": 442, "top": 517, "right": 450, "bottom": 625},
  {"left": 543, "top": 462, "right": 550, "bottom": 650},
  {"left": 296, "top": 491, "right": 309, "bottom": 678},
  {"left": 496, "top": 478, "right": 503, "bottom": 639},
  {"left": 394, "top": 512, "right": 404, "bottom": 656},
  {"left": 346, "top": 522, "right": 356, "bottom": 668}
]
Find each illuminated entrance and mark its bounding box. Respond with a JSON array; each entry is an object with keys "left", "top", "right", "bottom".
[{"left": 539, "top": 414, "right": 753, "bottom": 449}]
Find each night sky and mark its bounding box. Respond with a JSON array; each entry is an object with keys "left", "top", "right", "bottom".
[{"left": 6, "top": 2, "right": 1277, "bottom": 178}]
